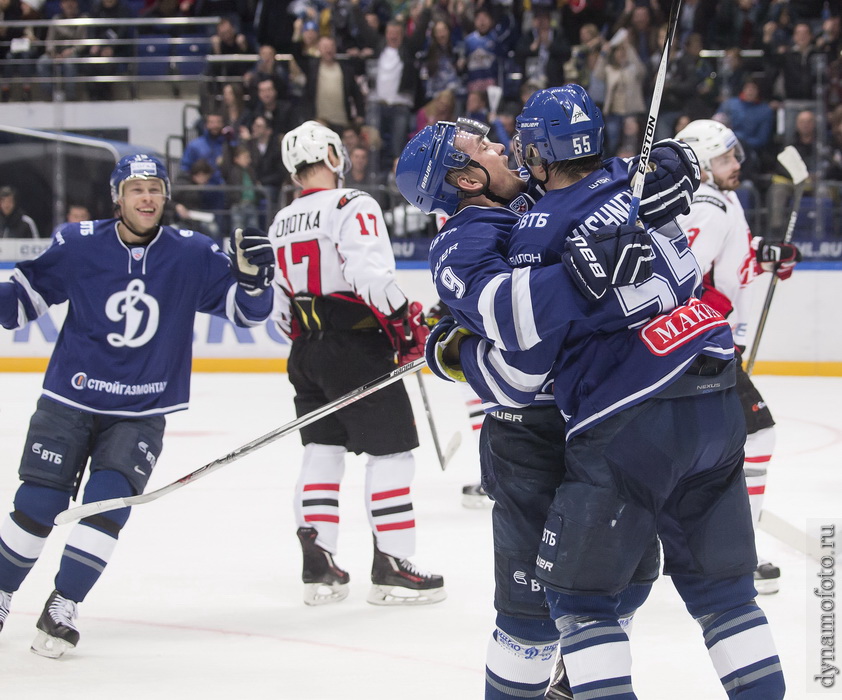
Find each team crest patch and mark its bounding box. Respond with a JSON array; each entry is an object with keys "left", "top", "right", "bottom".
[
  {"left": 639, "top": 298, "right": 730, "bottom": 355},
  {"left": 508, "top": 194, "right": 533, "bottom": 214},
  {"left": 337, "top": 190, "right": 366, "bottom": 209},
  {"left": 131, "top": 247, "right": 145, "bottom": 261}
]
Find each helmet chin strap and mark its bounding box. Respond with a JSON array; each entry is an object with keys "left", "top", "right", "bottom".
[
  {"left": 459, "top": 160, "right": 515, "bottom": 207},
  {"left": 120, "top": 215, "right": 160, "bottom": 241}
]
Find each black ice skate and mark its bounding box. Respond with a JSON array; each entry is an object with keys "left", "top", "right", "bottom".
[
  {"left": 368, "top": 542, "right": 446, "bottom": 606},
  {"left": 0, "top": 589, "right": 11, "bottom": 633},
  {"left": 754, "top": 560, "right": 781, "bottom": 595},
  {"left": 462, "top": 482, "right": 492, "bottom": 509},
  {"left": 544, "top": 647, "right": 573, "bottom": 699},
  {"left": 31, "top": 589, "right": 79, "bottom": 659},
  {"left": 297, "top": 527, "right": 350, "bottom": 606}
]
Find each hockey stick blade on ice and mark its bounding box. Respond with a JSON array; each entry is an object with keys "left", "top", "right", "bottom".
[
  {"left": 627, "top": 0, "right": 682, "bottom": 225},
  {"left": 745, "top": 146, "right": 808, "bottom": 375},
  {"left": 54, "top": 358, "right": 427, "bottom": 525}
]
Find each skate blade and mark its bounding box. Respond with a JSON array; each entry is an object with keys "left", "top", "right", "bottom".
[
  {"left": 754, "top": 578, "right": 780, "bottom": 595},
  {"left": 303, "top": 582, "right": 349, "bottom": 606},
  {"left": 366, "top": 584, "right": 447, "bottom": 606},
  {"left": 461, "top": 494, "right": 492, "bottom": 509},
  {"left": 31, "top": 630, "right": 75, "bottom": 659}
]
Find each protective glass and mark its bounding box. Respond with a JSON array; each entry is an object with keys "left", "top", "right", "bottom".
[{"left": 450, "top": 118, "right": 490, "bottom": 167}]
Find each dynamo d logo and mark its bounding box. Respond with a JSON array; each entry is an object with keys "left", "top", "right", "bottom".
[
  {"left": 105, "top": 279, "right": 160, "bottom": 348},
  {"left": 71, "top": 372, "right": 87, "bottom": 390}
]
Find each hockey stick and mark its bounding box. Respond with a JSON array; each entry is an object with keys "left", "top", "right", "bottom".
[
  {"left": 54, "top": 358, "right": 427, "bottom": 526},
  {"left": 758, "top": 509, "right": 823, "bottom": 562},
  {"left": 745, "top": 146, "right": 809, "bottom": 376},
  {"left": 415, "top": 371, "right": 462, "bottom": 471},
  {"left": 627, "top": 0, "right": 682, "bottom": 225}
]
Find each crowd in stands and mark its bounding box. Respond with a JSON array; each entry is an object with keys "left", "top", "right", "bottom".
[{"left": 1, "top": 0, "right": 841, "bottom": 240}]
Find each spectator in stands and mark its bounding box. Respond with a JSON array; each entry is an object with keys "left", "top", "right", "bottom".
[
  {"left": 564, "top": 22, "right": 604, "bottom": 96},
  {"left": 514, "top": 8, "right": 571, "bottom": 90},
  {"left": 767, "top": 109, "right": 820, "bottom": 237},
  {"left": 65, "top": 203, "right": 91, "bottom": 223},
  {"left": 139, "top": 0, "right": 192, "bottom": 35},
  {"left": 219, "top": 82, "right": 248, "bottom": 134},
  {"left": 718, "top": 46, "right": 751, "bottom": 101},
  {"left": 611, "top": 1, "right": 662, "bottom": 77},
  {"left": 36, "top": 0, "right": 88, "bottom": 101},
  {"left": 0, "top": 186, "right": 40, "bottom": 238},
  {"left": 827, "top": 105, "right": 842, "bottom": 182},
  {"left": 86, "top": 0, "right": 134, "bottom": 101},
  {"left": 254, "top": 0, "right": 296, "bottom": 54},
  {"left": 243, "top": 44, "right": 290, "bottom": 102},
  {"left": 172, "top": 159, "right": 223, "bottom": 241},
  {"left": 209, "top": 16, "right": 252, "bottom": 79},
  {"left": 292, "top": 18, "right": 321, "bottom": 59},
  {"left": 768, "top": 21, "right": 819, "bottom": 100},
  {"left": 245, "top": 77, "right": 291, "bottom": 135},
  {"left": 816, "top": 14, "right": 841, "bottom": 59},
  {"left": 593, "top": 31, "right": 647, "bottom": 156},
  {"left": 181, "top": 112, "right": 226, "bottom": 180},
  {"left": 416, "top": 17, "right": 465, "bottom": 102},
  {"left": 194, "top": 0, "right": 252, "bottom": 34},
  {"left": 707, "top": 0, "right": 768, "bottom": 50},
  {"left": 372, "top": 20, "right": 424, "bottom": 170},
  {"left": 718, "top": 78, "right": 775, "bottom": 181},
  {"left": 1, "top": 0, "right": 47, "bottom": 102},
  {"left": 221, "top": 143, "right": 261, "bottom": 230},
  {"left": 463, "top": 6, "right": 511, "bottom": 94},
  {"left": 292, "top": 35, "right": 365, "bottom": 134},
  {"left": 410, "top": 88, "right": 456, "bottom": 140},
  {"left": 241, "top": 115, "right": 286, "bottom": 200},
  {"left": 464, "top": 88, "right": 489, "bottom": 123},
  {"left": 345, "top": 145, "right": 388, "bottom": 207}
]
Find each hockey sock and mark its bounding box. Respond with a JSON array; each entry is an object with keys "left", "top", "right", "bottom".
[
  {"left": 485, "top": 614, "right": 558, "bottom": 699},
  {"left": 744, "top": 427, "right": 775, "bottom": 526},
  {"left": 294, "top": 444, "right": 346, "bottom": 554},
  {"left": 696, "top": 601, "right": 785, "bottom": 698},
  {"left": 0, "top": 483, "right": 68, "bottom": 592},
  {"left": 547, "top": 589, "right": 635, "bottom": 699},
  {"left": 55, "top": 470, "right": 133, "bottom": 602},
  {"left": 365, "top": 451, "right": 415, "bottom": 558}
]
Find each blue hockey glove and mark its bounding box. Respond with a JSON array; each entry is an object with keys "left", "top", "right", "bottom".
[
  {"left": 230, "top": 227, "right": 274, "bottom": 296},
  {"left": 425, "top": 316, "right": 472, "bottom": 382},
  {"left": 629, "top": 139, "right": 701, "bottom": 229},
  {"left": 563, "top": 225, "right": 655, "bottom": 301}
]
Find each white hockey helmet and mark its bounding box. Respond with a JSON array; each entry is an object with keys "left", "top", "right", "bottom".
[
  {"left": 675, "top": 119, "right": 744, "bottom": 181},
  {"left": 281, "top": 120, "right": 348, "bottom": 183}
]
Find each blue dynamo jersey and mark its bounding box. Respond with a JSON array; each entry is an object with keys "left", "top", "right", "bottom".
[
  {"left": 429, "top": 161, "right": 735, "bottom": 438},
  {"left": 0, "top": 219, "right": 271, "bottom": 415}
]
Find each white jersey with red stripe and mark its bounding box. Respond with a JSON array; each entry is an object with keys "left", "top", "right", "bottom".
[
  {"left": 676, "top": 181, "right": 763, "bottom": 349},
  {"left": 267, "top": 187, "right": 408, "bottom": 324}
]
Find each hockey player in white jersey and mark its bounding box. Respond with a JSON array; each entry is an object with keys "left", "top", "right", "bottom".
[
  {"left": 268, "top": 121, "right": 445, "bottom": 607},
  {"left": 676, "top": 119, "right": 802, "bottom": 594},
  {"left": 0, "top": 154, "right": 274, "bottom": 657}
]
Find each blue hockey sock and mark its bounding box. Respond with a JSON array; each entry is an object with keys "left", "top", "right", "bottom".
[
  {"left": 485, "top": 614, "right": 558, "bottom": 699},
  {"left": 55, "top": 470, "right": 132, "bottom": 602},
  {"left": 696, "top": 602, "right": 785, "bottom": 699},
  {"left": 0, "top": 483, "right": 68, "bottom": 592}
]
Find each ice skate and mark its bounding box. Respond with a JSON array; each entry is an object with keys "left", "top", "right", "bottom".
[
  {"left": 462, "top": 482, "right": 492, "bottom": 509},
  {"left": 297, "top": 527, "right": 350, "bottom": 606},
  {"left": 754, "top": 560, "right": 780, "bottom": 595},
  {"left": 545, "top": 647, "right": 573, "bottom": 699},
  {"left": 368, "top": 542, "right": 446, "bottom": 606},
  {"left": 0, "top": 589, "right": 11, "bottom": 633},
  {"left": 31, "top": 590, "right": 79, "bottom": 659}
]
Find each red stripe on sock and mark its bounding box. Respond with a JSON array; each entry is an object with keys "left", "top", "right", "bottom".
[
  {"left": 747, "top": 486, "right": 766, "bottom": 495},
  {"left": 303, "top": 483, "right": 340, "bottom": 491},
  {"left": 472, "top": 424, "right": 482, "bottom": 431},
  {"left": 304, "top": 515, "right": 340, "bottom": 523},
  {"left": 376, "top": 519, "right": 416, "bottom": 532},
  {"left": 371, "top": 487, "right": 410, "bottom": 501},
  {"left": 466, "top": 398, "right": 482, "bottom": 405},
  {"left": 744, "top": 455, "right": 772, "bottom": 463}
]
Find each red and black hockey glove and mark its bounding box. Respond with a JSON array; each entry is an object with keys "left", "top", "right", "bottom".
[
  {"left": 386, "top": 301, "right": 429, "bottom": 367},
  {"left": 752, "top": 237, "right": 801, "bottom": 281}
]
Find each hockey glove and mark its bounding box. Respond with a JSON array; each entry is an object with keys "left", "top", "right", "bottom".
[
  {"left": 752, "top": 237, "right": 801, "bottom": 281},
  {"left": 563, "top": 224, "right": 655, "bottom": 301},
  {"left": 425, "top": 316, "right": 471, "bottom": 382},
  {"left": 387, "top": 301, "right": 430, "bottom": 367},
  {"left": 629, "top": 139, "right": 701, "bottom": 229},
  {"left": 230, "top": 227, "right": 275, "bottom": 296},
  {"left": 699, "top": 282, "right": 734, "bottom": 318}
]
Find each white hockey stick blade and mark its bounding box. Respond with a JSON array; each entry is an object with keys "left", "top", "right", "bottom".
[
  {"left": 487, "top": 85, "right": 503, "bottom": 114},
  {"left": 758, "top": 509, "right": 823, "bottom": 561},
  {"left": 441, "top": 431, "right": 463, "bottom": 470},
  {"left": 54, "top": 358, "right": 427, "bottom": 525},
  {"left": 776, "top": 146, "right": 809, "bottom": 186}
]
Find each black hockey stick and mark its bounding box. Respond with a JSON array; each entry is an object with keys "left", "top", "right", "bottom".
[
  {"left": 627, "top": 0, "right": 683, "bottom": 224},
  {"left": 415, "top": 371, "right": 462, "bottom": 471},
  {"left": 54, "top": 358, "right": 427, "bottom": 525},
  {"left": 745, "top": 146, "right": 809, "bottom": 375}
]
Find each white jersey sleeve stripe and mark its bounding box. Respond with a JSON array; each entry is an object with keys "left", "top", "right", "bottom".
[
  {"left": 478, "top": 273, "right": 511, "bottom": 351},
  {"left": 12, "top": 268, "right": 48, "bottom": 320},
  {"left": 510, "top": 266, "right": 540, "bottom": 350}
]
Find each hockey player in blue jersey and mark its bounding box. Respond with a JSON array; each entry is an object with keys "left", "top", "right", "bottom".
[
  {"left": 395, "top": 113, "right": 705, "bottom": 698},
  {"left": 411, "top": 86, "right": 784, "bottom": 698},
  {"left": 0, "top": 154, "right": 274, "bottom": 658}
]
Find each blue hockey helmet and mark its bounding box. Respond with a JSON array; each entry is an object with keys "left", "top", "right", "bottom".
[
  {"left": 395, "top": 118, "right": 491, "bottom": 216},
  {"left": 514, "top": 85, "right": 604, "bottom": 168},
  {"left": 110, "top": 154, "right": 171, "bottom": 203}
]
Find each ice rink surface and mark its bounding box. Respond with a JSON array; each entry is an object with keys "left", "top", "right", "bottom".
[{"left": 0, "top": 371, "right": 839, "bottom": 699}]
